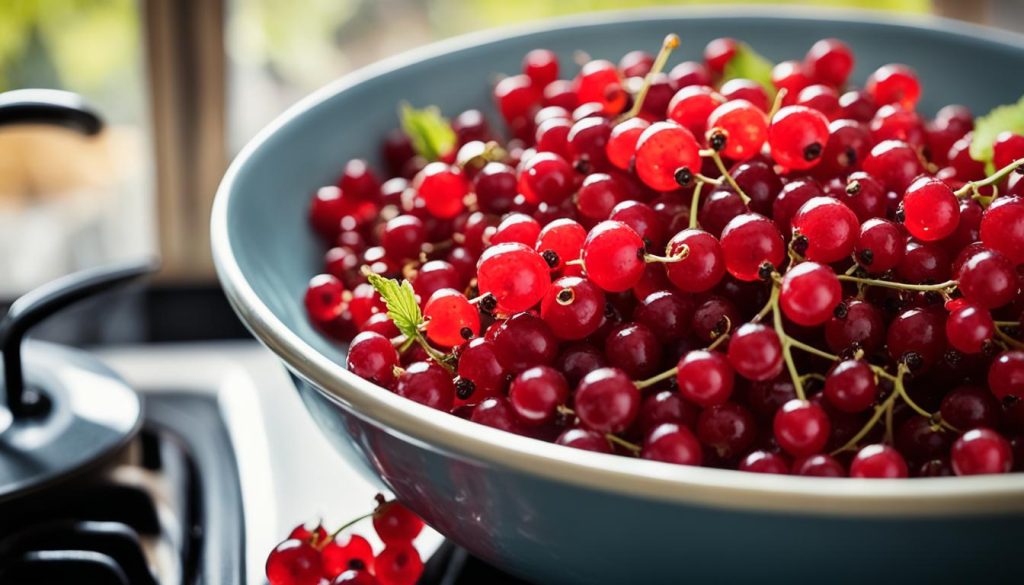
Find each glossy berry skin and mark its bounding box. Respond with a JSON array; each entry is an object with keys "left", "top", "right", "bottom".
[
  {"left": 901, "top": 177, "right": 960, "bottom": 242},
  {"left": 951, "top": 429, "right": 1013, "bottom": 475},
  {"left": 805, "top": 38, "right": 854, "bottom": 86},
  {"left": 474, "top": 162, "right": 518, "bottom": 214},
  {"left": 575, "top": 367, "right": 640, "bottom": 434},
  {"left": 606, "top": 118, "right": 650, "bottom": 170},
  {"left": 773, "top": 399, "right": 831, "bottom": 457},
  {"left": 373, "top": 501, "right": 424, "bottom": 545},
  {"left": 664, "top": 229, "right": 726, "bottom": 293},
  {"left": 771, "top": 60, "right": 811, "bottom": 101},
  {"left": 540, "top": 276, "right": 605, "bottom": 340},
  {"left": 706, "top": 99, "right": 768, "bottom": 160},
  {"left": 896, "top": 240, "right": 950, "bottom": 284},
  {"left": 415, "top": 162, "right": 468, "bottom": 219},
  {"left": 518, "top": 152, "right": 575, "bottom": 205},
  {"left": 993, "top": 131, "right": 1024, "bottom": 169},
  {"left": 740, "top": 450, "right": 789, "bottom": 474},
  {"left": 523, "top": 48, "right": 558, "bottom": 86},
  {"left": 575, "top": 59, "right": 625, "bottom": 114},
  {"left": 676, "top": 350, "right": 734, "bottom": 407},
  {"left": 704, "top": 37, "right": 738, "bottom": 73},
  {"left": 824, "top": 298, "right": 886, "bottom": 354},
  {"left": 582, "top": 221, "right": 646, "bottom": 292},
  {"left": 850, "top": 444, "right": 909, "bottom": 478},
  {"left": 824, "top": 360, "right": 877, "bottom": 413},
  {"left": 634, "top": 121, "right": 702, "bottom": 192},
  {"left": 611, "top": 200, "right": 666, "bottom": 249},
  {"left": 886, "top": 308, "right": 945, "bottom": 369},
  {"left": 347, "top": 332, "right": 400, "bottom": 388},
  {"left": 780, "top": 262, "right": 841, "bottom": 326},
  {"left": 494, "top": 74, "right": 539, "bottom": 122},
  {"left": 866, "top": 64, "right": 920, "bottom": 109},
  {"left": 945, "top": 303, "right": 993, "bottom": 354},
  {"left": 412, "top": 260, "right": 461, "bottom": 302},
  {"left": 816, "top": 120, "right": 870, "bottom": 179},
  {"left": 381, "top": 215, "right": 426, "bottom": 260},
  {"left": 791, "top": 196, "right": 859, "bottom": 264},
  {"left": 605, "top": 322, "right": 661, "bottom": 378},
  {"left": 635, "top": 290, "right": 693, "bottom": 342},
  {"left": 476, "top": 243, "right": 551, "bottom": 313},
  {"left": 720, "top": 213, "right": 786, "bottom": 282},
  {"left": 792, "top": 454, "right": 846, "bottom": 477},
  {"left": 720, "top": 78, "right": 770, "bottom": 112},
  {"left": 667, "top": 86, "right": 725, "bottom": 139},
  {"left": 642, "top": 423, "right": 702, "bottom": 466},
  {"left": 374, "top": 543, "right": 424, "bottom": 585},
  {"left": 333, "top": 570, "right": 381, "bottom": 585},
  {"left": 980, "top": 196, "right": 1024, "bottom": 265},
  {"left": 940, "top": 386, "right": 1002, "bottom": 431},
  {"left": 395, "top": 362, "right": 454, "bottom": 411},
  {"left": 509, "top": 366, "right": 569, "bottom": 425},
  {"left": 266, "top": 539, "right": 323, "bottom": 585},
  {"left": 456, "top": 339, "right": 506, "bottom": 400},
  {"left": 556, "top": 428, "right": 613, "bottom": 453},
  {"left": 862, "top": 140, "right": 922, "bottom": 193},
  {"left": 305, "top": 274, "right": 345, "bottom": 323},
  {"left": 576, "top": 173, "right": 626, "bottom": 220},
  {"left": 698, "top": 402, "right": 757, "bottom": 459},
  {"left": 470, "top": 397, "right": 525, "bottom": 434},
  {"left": 423, "top": 289, "right": 479, "bottom": 348},
  {"left": 957, "top": 249, "right": 1017, "bottom": 309},
  {"left": 855, "top": 218, "right": 904, "bottom": 274},
  {"left": 490, "top": 213, "right": 541, "bottom": 246},
  {"left": 536, "top": 218, "right": 586, "bottom": 274},
  {"left": 988, "top": 350, "right": 1024, "bottom": 400},
  {"left": 637, "top": 390, "right": 699, "bottom": 433},
  {"left": 772, "top": 178, "right": 825, "bottom": 235},
  {"left": 728, "top": 323, "right": 784, "bottom": 382},
  {"left": 492, "top": 312, "right": 558, "bottom": 374},
  {"left": 768, "top": 105, "right": 830, "bottom": 171}
]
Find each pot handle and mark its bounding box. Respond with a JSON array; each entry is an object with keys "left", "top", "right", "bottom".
[
  {"left": 0, "top": 88, "right": 103, "bottom": 135},
  {"left": 0, "top": 258, "right": 160, "bottom": 417}
]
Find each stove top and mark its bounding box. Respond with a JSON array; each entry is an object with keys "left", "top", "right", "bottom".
[{"left": 94, "top": 342, "right": 528, "bottom": 584}]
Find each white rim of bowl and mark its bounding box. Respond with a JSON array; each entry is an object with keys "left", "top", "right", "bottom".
[{"left": 213, "top": 6, "right": 1024, "bottom": 517}]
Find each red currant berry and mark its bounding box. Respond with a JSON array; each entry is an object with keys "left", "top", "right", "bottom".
[
  {"left": 575, "top": 59, "right": 626, "bottom": 114},
  {"left": 669, "top": 61, "right": 711, "bottom": 88},
  {"left": 582, "top": 220, "right": 646, "bottom": 292},
  {"left": 728, "top": 323, "right": 784, "bottom": 382},
  {"left": 606, "top": 118, "right": 650, "bottom": 170},
  {"left": 862, "top": 140, "right": 923, "bottom": 193},
  {"left": 470, "top": 396, "right": 526, "bottom": 434},
  {"left": 474, "top": 162, "right": 518, "bottom": 215},
  {"left": 780, "top": 262, "right": 842, "bottom": 326},
  {"left": 676, "top": 350, "right": 734, "bottom": 407},
  {"left": 509, "top": 366, "right": 569, "bottom": 425},
  {"left": 824, "top": 359, "right": 878, "bottom": 413},
  {"left": 666, "top": 86, "right": 725, "bottom": 144},
  {"left": 576, "top": 173, "right": 626, "bottom": 220},
  {"left": 951, "top": 428, "right": 1014, "bottom": 475},
  {"left": 456, "top": 338, "right": 506, "bottom": 401},
  {"left": 634, "top": 289, "right": 694, "bottom": 342},
  {"left": 989, "top": 350, "right": 1024, "bottom": 400},
  {"left": 769, "top": 105, "right": 829, "bottom": 170},
  {"left": 373, "top": 501, "right": 424, "bottom": 545},
  {"left": 492, "top": 312, "right": 558, "bottom": 374},
  {"left": 791, "top": 196, "right": 859, "bottom": 264},
  {"left": 720, "top": 213, "right": 785, "bottom": 281},
  {"left": 706, "top": 99, "right": 768, "bottom": 160},
  {"left": 773, "top": 399, "right": 831, "bottom": 457},
  {"left": 322, "top": 534, "right": 375, "bottom": 579},
  {"left": 637, "top": 389, "right": 699, "bottom": 433},
  {"left": 604, "top": 322, "right": 661, "bottom": 378},
  {"left": 414, "top": 163, "right": 467, "bottom": 219},
  {"left": 540, "top": 276, "right": 605, "bottom": 340},
  {"left": 523, "top": 49, "right": 559, "bottom": 86},
  {"left": 642, "top": 422, "right": 702, "bottom": 466},
  {"left": 490, "top": 213, "right": 541, "bottom": 247},
  {"left": 347, "top": 331, "right": 400, "bottom": 388},
  {"left": 940, "top": 386, "right": 1002, "bottom": 430},
  {"left": 423, "top": 289, "right": 479, "bottom": 348},
  {"left": 575, "top": 367, "right": 640, "bottom": 434},
  {"left": 556, "top": 428, "right": 613, "bottom": 453},
  {"left": 901, "top": 176, "right": 960, "bottom": 241},
  {"left": 476, "top": 242, "right": 551, "bottom": 313},
  {"left": 704, "top": 37, "right": 738, "bottom": 73},
  {"left": 720, "top": 78, "right": 770, "bottom": 112},
  {"left": 517, "top": 151, "right": 575, "bottom": 205},
  {"left": 825, "top": 298, "right": 886, "bottom": 354},
  {"left": 395, "top": 361, "right": 454, "bottom": 411},
  {"left": 805, "top": 38, "right": 854, "bottom": 87},
  {"left": 266, "top": 539, "right": 323, "bottom": 585},
  {"left": 797, "top": 84, "right": 840, "bottom": 119},
  {"left": 332, "top": 569, "right": 381, "bottom": 585},
  {"left": 957, "top": 249, "right": 1017, "bottom": 309},
  {"left": 697, "top": 402, "right": 757, "bottom": 459},
  {"left": 739, "top": 450, "right": 789, "bottom": 474},
  {"left": 771, "top": 60, "right": 811, "bottom": 101},
  {"left": 634, "top": 121, "right": 702, "bottom": 192},
  {"left": 374, "top": 543, "right": 423, "bottom": 585},
  {"left": 663, "top": 228, "right": 726, "bottom": 293},
  {"left": 993, "top": 131, "right": 1024, "bottom": 170},
  {"left": 792, "top": 454, "right": 846, "bottom": 477},
  {"left": 494, "top": 73, "right": 539, "bottom": 122},
  {"left": 945, "top": 303, "right": 994, "bottom": 354},
  {"left": 305, "top": 274, "right": 346, "bottom": 323},
  {"left": 866, "top": 64, "right": 920, "bottom": 110},
  {"left": 850, "top": 444, "right": 909, "bottom": 478},
  {"left": 855, "top": 218, "right": 904, "bottom": 274}
]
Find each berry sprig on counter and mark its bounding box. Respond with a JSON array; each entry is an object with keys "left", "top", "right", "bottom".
[
  {"left": 266, "top": 495, "right": 424, "bottom": 585},
  {"left": 304, "top": 34, "right": 1024, "bottom": 478}
]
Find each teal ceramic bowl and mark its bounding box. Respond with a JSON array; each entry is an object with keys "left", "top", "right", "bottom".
[{"left": 213, "top": 9, "right": 1024, "bottom": 583}]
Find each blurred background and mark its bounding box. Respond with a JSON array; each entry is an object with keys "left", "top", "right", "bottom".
[{"left": 0, "top": 0, "right": 1020, "bottom": 338}]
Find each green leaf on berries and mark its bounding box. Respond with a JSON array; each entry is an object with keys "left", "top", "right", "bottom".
[
  {"left": 722, "top": 43, "right": 775, "bottom": 96},
  {"left": 400, "top": 103, "right": 456, "bottom": 161},
  {"left": 970, "top": 95, "right": 1024, "bottom": 172},
  {"left": 365, "top": 272, "right": 422, "bottom": 340}
]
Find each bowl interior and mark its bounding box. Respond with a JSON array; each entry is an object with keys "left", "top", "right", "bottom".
[{"left": 217, "top": 9, "right": 1024, "bottom": 503}]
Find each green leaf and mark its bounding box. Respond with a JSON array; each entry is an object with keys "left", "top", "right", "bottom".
[
  {"left": 722, "top": 43, "right": 775, "bottom": 97},
  {"left": 399, "top": 102, "right": 456, "bottom": 161},
  {"left": 365, "top": 273, "right": 422, "bottom": 340},
  {"left": 970, "top": 95, "right": 1024, "bottom": 172}
]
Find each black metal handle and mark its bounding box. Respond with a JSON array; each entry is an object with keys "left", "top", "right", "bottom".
[
  {"left": 0, "top": 258, "right": 160, "bottom": 417},
  {"left": 0, "top": 89, "right": 103, "bottom": 135}
]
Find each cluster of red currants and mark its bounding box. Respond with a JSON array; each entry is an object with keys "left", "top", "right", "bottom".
[
  {"left": 266, "top": 496, "right": 425, "bottom": 585},
  {"left": 304, "top": 34, "right": 1024, "bottom": 479}
]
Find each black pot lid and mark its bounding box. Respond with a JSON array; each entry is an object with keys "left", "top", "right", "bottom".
[{"left": 0, "top": 340, "right": 141, "bottom": 502}]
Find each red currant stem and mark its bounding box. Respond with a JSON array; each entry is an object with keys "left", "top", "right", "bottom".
[
  {"left": 392, "top": 365, "right": 406, "bottom": 379},
  {"left": 914, "top": 148, "right": 939, "bottom": 175},
  {"left": 767, "top": 88, "right": 787, "bottom": 119},
  {"left": 995, "top": 326, "right": 1024, "bottom": 350},
  {"left": 953, "top": 158, "right": 1024, "bottom": 198},
  {"left": 565, "top": 258, "right": 585, "bottom": 267},
  {"left": 831, "top": 367, "right": 906, "bottom": 454},
  {"left": 799, "top": 372, "right": 827, "bottom": 385},
  {"left": 573, "top": 50, "right": 591, "bottom": 67},
  {"left": 708, "top": 150, "right": 751, "bottom": 204},
  {"left": 751, "top": 295, "right": 774, "bottom": 323},
  {"left": 994, "top": 320, "right": 1020, "bottom": 327},
  {"left": 615, "top": 33, "right": 680, "bottom": 123},
  {"left": 557, "top": 404, "right": 576, "bottom": 417},
  {"left": 415, "top": 333, "right": 455, "bottom": 372},
  {"left": 786, "top": 336, "right": 840, "bottom": 363},
  {"left": 694, "top": 173, "right": 723, "bottom": 186},
  {"left": 605, "top": 433, "right": 642, "bottom": 454},
  {"left": 843, "top": 263, "right": 859, "bottom": 276},
  {"left": 634, "top": 329, "right": 731, "bottom": 390},
  {"left": 836, "top": 275, "right": 957, "bottom": 293},
  {"left": 883, "top": 399, "right": 895, "bottom": 445},
  {"left": 768, "top": 284, "right": 806, "bottom": 401},
  {"left": 329, "top": 510, "right": 376, "bottom": 540},
  {"left": 688, "top": 180, "right": 705, "bottom": 229},
  {"left": 644, "top": 244, "right": 690, "bottom": 264}
]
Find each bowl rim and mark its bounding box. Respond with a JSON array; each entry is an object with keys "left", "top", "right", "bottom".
[{"left": 213, "top": 6, "right": 1024, "bottom": 516}]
